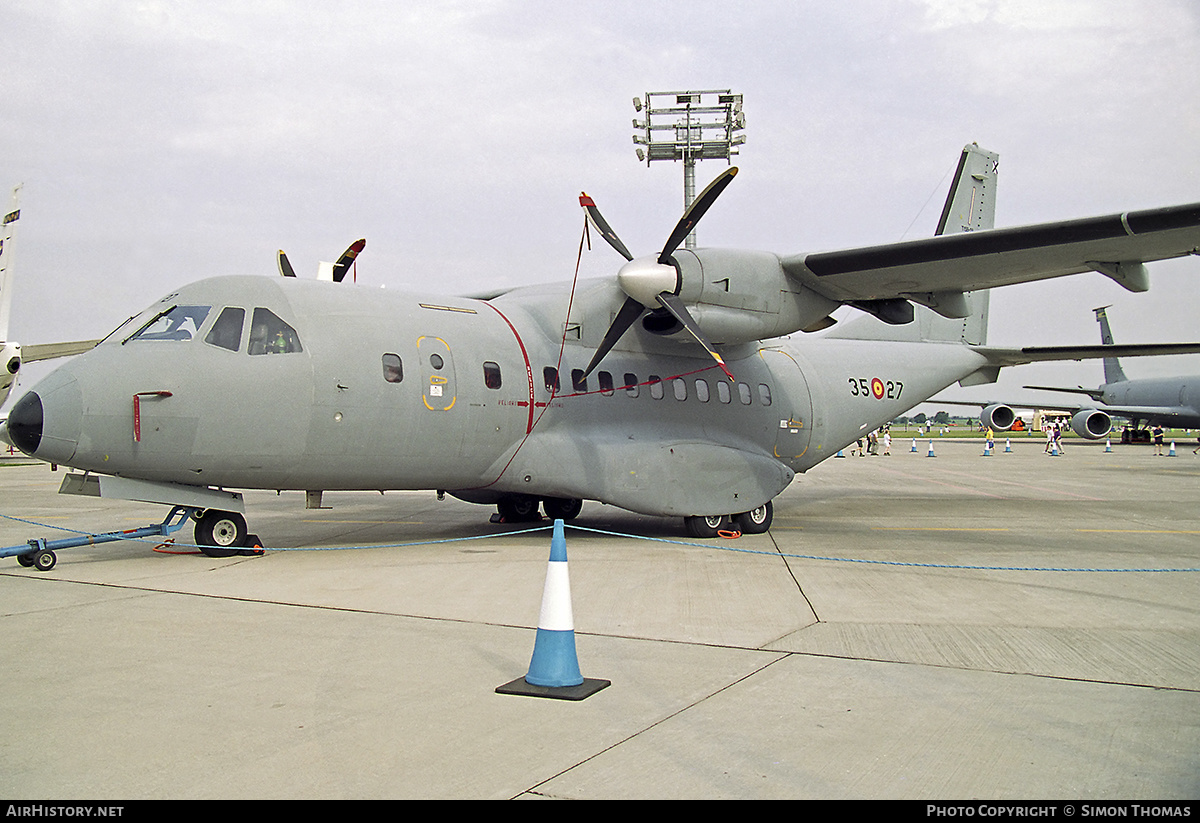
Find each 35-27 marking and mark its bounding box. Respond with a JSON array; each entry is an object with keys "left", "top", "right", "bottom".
[{"left": 848, "top": 377, "right": 903, "bottom": 400}]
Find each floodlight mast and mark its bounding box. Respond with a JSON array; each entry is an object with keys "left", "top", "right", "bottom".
[{"left": 632, "top": 90, "right": 745, "bottom": 249}]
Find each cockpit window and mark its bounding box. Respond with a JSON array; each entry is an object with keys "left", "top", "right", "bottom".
[
  {"left": 204, "top": 307, "right": 246, "bottom": 352},
  {"left": 127, "top": 305, "right": 211, "bottom": 343},
  {"left": 248, "top": 308, "right": 303, "bottom": 355}
]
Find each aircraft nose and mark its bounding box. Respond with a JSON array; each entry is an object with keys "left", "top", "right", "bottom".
[
  {"left": 6, "top": 391, "right": 43, "bottom": 454},
  {"left": 8, "top": 371, "right": 82, "bottom": 463}
]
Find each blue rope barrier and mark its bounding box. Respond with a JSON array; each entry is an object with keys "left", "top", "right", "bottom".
[{"left": 3, "top": 511, "right": 1197, "bottom": 573}]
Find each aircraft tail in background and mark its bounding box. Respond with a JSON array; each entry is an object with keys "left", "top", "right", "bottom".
[{"left": 1093, "top": 305, "right": 1129, "bottom": 385}]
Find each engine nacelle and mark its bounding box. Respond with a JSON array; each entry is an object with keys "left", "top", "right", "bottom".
[
  {"left": 980, "top": 404, "right": 1016, "bottom": 431},
  {"left": 1070, "top": 409, "right": 1111, "bottom": 439},
  {"left": 673, "top": 249, "right": 841, "bottom": 344},
  {"left": 0, "top": 342, "right": 21, "bottom": 408}
]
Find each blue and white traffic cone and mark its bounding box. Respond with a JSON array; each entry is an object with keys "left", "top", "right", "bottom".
[
  {"left": 1105, "top": 438, "right": 1112, "bottom": 453},
  {"left": 1005, "top": 439, "right": 1013, "bottom": 453},
  {"left": 1169, "top": 441, "right": 1177, "bottom": 457},
  {"left": 927, "top": 441, "right": 936, "bottom": 458},
  {"left": 525, "top": 519, "right": 582, "bottom": 688},
  {"left": 911, "top": 438, "right": 918, "bottom": 453},
  {"left": 835, "top": 449, "right": 846, "bottom": 458},
  {"left": 982, "top": 441, "right": 991, "bottom": 456},
  {"left": 1050, "top": 441, "right": 1059, "bottom": 456},
  {"left": 497, "top": 520, "right": 609, "bottom": 700}
]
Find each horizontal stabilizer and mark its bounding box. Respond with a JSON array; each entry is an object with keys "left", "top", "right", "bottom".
[{"left": 974, "top": 341, "right": 1200, "bottom": 368}]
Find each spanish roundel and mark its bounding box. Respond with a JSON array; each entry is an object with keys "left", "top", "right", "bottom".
[{"left": 871, "top": 378, "right": 885, "bottom": 399}]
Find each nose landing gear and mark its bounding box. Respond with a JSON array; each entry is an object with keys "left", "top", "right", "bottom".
[{"left": 193, "top": 509, "right": 263, "bottom": 558}]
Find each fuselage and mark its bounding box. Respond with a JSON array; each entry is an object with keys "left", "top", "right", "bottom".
[
  {"left": 1099, "top": 375, "right": 1200, "bottom": 428},
  {"left": 6, "top": 275, "right": 990, "bottom": 517}
]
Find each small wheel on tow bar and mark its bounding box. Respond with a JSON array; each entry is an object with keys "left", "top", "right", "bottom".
[
  {"left": 734, "top": 501, "right": 773, "bottom": 535},
  {"left": 684, "top": 514, "right": 730, "bottom": 538},
  {"left": 194, "top": 510, "right": 248, "bottom": 558},
  {"left": 541, "top": 497, "right": 583, "bottom": 521},
  {"left": 17, "top": 552, "right": 36, "bottom": 568},
  {"left": 32, "top": 549, "right": 57, "bottom": 571}
]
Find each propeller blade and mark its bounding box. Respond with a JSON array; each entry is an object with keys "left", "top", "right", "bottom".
[
  {"left": 579, "top": 193, "right": 634, "bottom": 261},
  {"left": 656, "top": 293, "right": 733, "bottom": 380},
  {"left": 583, "top": 296, "right": 645, "bottom": 378},
  {"left": 658, "top": 166, "right": 738, "bottom": 264},
  {"left": 277, "top": 250, "right": 297, "bottom": 278},
  {"left": 332, "top": 238, "right": 366, "bottom": 283}
]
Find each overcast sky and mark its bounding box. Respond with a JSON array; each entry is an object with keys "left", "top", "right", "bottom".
[{"left": 3, "top": 0, "right": 1199, "bottom": 415}]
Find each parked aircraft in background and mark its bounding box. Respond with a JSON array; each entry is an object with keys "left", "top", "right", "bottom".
[
  {"left": 0, "top": 185, "right": 101, "bottom": 415},
  {"left": 1011, "top": 305, "right": 1200, "bottom": 442},
  {"left": 5, "top": 145, "right": 1200, "bottom": 559}
]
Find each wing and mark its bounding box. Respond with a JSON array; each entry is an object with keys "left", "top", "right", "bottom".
[
  {"left": 782, "top": 203, "right": 1200, "bottom": 302},
  {"left": 940, "top": 397, "right": 1192, "bottom": 424},
  {"left": 21, "top": 339, "right": 101, "bottom": 362}
]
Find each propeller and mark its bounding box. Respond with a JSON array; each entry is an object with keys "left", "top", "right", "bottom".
[
  {"left": 277, "top": 250, "right": 297, "bottom": 277},
  {"left": 331, "top": 238, "right": 366, "bottom": 283},
  {"left": 580, "top": 167, "right": 737, "bottom": 379},
  {"left": 277, "top": 239, "right": 366, "bottom": 282}
]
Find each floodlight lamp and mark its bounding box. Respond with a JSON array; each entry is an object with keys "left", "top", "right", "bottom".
[
  {"left": 636, "top": 148, "right": 645, "bottom": 161},
  {"left": 633, "top": 97, "right": 642, "bottom": 111}
]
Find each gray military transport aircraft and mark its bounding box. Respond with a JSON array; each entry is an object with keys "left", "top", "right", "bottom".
[{"left": 4, "top": 144, "right": 1200, "bottom": 558}]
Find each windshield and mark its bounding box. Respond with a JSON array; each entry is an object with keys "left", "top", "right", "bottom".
[{"left": 126, "top": 305, "right": 212, "bottom": 343}]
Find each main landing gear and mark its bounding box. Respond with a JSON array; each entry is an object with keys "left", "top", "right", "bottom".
[
  {"left": 684, "top": 501, "right": 773, "bottom": 538},
  {"left": 495, "top": 495, "right": 583, "bottom": 524}
]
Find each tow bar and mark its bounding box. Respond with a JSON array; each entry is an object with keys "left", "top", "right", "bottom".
[{"left": 1, "top": 506, "right": 198, "bottom": 571}]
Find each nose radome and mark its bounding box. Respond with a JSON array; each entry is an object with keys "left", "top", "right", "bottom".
[
  {"left": 6, "top": 391, "right": 43, "bottom": 454},
  {"left": 9, "top": 369, "right": 82, "bottom": 464}
]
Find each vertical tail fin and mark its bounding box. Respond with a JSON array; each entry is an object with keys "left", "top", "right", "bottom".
[
  {"left": 0, "top": 184, "right": 22, "bottom": 342},
  {"left": 922, "top": 143, "right": 998, "bottom": 346},
  {"left": 1093, "top": 305, "right": 1128, "bottom": 384},
  {"left": 830, "top": 144, "right": 998, "bottom": 347}
]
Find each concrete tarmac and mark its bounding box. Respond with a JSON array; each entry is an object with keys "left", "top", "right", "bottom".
[{"left": 2, "top": 437, "right": 1198, "bottom": 799}]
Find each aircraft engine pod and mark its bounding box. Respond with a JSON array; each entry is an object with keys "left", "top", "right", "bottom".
[
  {"left": 1070, "top": 409, "right": 1112, "bottom": 439},
  {"left": 979, "top": 403, "right": 1017, "bottom": 431}
]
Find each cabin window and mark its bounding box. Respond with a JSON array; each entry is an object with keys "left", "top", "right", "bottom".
[
  {"left": 128, "top": 305, "right": 211, "bottom": 343},
  {"left": 623, "top": 372, "right": 639, "bottom": 398},
  {"left": 205, "top": 307, "right": 245, "bottom": 352},
  {"left": 738, "top": 382, "right": 753, "bottom": 405},
  {"left": 758, "top": 383, "right": 773, "bottom": 406},
  {"left": 672, "top": 378, "right": 687, "bottom": 401},
  {"left": 543, "top": 366, "right": 560, "bottom": 393},
  {"left": 648, "top": 375, "right": 664, "bottom": 400},
  {"left": 695, "top": 379, "right": 710, "bottom": 402},
  {"left": 598, "top": 371, "right": 614, "bottom": 396},
  {"left": 248, "top": 308, "right": 303, "bottom": 355},
  {"left": 483, "top": 361, "right": 502, "bottom": 389},
  {"left": 382, "top": 353, "right": 403, "bottom": 384},
  {"left": 571, "top": 369, "right": 587, "bottom": 393},
  {"left": 717, "top": 381, "right": 731, "bottom": 404}
]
